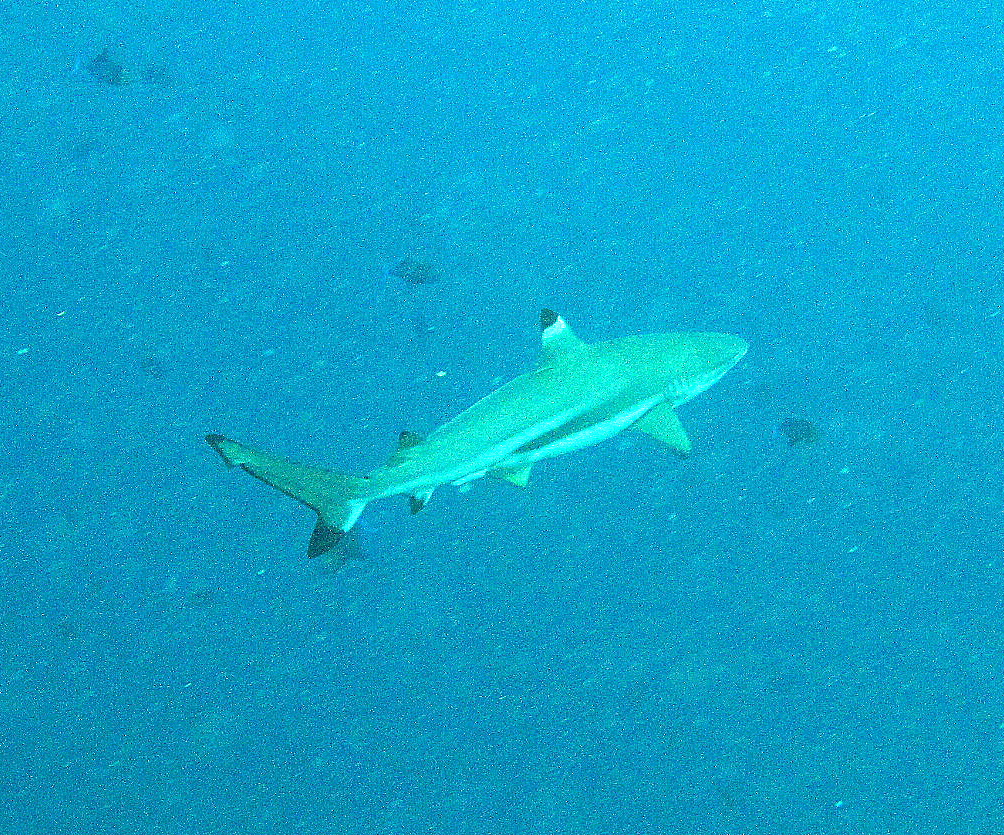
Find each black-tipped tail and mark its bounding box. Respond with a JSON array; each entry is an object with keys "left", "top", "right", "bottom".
[
  {"left": 308, "top": 519, "right": 344, "bottom": 559},
  {"left": 205, "top": 433, "right": 368, "bottom": 559}
]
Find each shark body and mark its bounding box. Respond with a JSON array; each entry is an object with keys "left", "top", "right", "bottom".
[{"left": 207, "top": 310, "right": 747, "bottom": 558}]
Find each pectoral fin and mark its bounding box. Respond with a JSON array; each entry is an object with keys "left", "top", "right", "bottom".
[{"left": 633, "top": 403, "right": 692, "bottom": 457}]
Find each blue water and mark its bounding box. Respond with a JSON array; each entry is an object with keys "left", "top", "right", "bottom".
[{"left": 2, "top": 1, "right": 1003, "bottom": 832}]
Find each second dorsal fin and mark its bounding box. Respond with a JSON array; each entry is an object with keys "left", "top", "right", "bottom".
[{"left": 398, "top": 430, "right": 424, "bottom": 450}]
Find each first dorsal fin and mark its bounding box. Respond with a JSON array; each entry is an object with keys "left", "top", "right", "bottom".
[{"left": 539, "top": 309, "right": 588, "bottom": 365}]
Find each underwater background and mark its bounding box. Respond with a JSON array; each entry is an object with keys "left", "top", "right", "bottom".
[{"left": 2, "top": 0, "right": 1003, "bottom": 832}]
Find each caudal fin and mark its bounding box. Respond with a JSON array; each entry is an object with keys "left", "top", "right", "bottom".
[{"left": 205, "top": 434, "right": 369, "bottom": 558}]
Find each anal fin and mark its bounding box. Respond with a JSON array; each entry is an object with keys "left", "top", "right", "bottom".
[{"left": 409, "top": 489, "right": 434, "bottom": 514}]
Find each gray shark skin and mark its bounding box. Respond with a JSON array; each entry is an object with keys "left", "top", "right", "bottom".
[{"left": 206, "top": 310, "right": 747, "bottom": 559}]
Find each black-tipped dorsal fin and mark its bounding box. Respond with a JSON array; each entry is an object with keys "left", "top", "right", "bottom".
[{"left": 539, "top": 309, "right": 588, "bottom": 365}]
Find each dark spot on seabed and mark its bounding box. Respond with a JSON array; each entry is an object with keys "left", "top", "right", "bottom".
[
  {"left": 87, "top": 49, "right": 126, "bottom": 85},
  {"left": 141, "top": 355, "right": 167, "bottom": 379},
  {"left": 384, "top": 257, "right": 438, "bottom": 286},
  {"left": 777, "top": 417, "right": 822, "bottom": 447}
]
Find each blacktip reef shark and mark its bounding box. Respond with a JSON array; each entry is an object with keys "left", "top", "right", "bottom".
[{"left": 206, "top": 310, "right": 747, "bottom": 559}]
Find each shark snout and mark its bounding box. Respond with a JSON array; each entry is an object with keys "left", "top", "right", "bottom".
[
  {"left": 669, "top": 333, "right": 748, "bottom": 402},
  {"left": 722, "top": 334, "right": 749, "bottom": 367},
  {"left": 709, "top": 335, "right": 749, "bottom": 383},
  {"left": 692, "top": 333, "right": 748, "bottom": 373}
]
